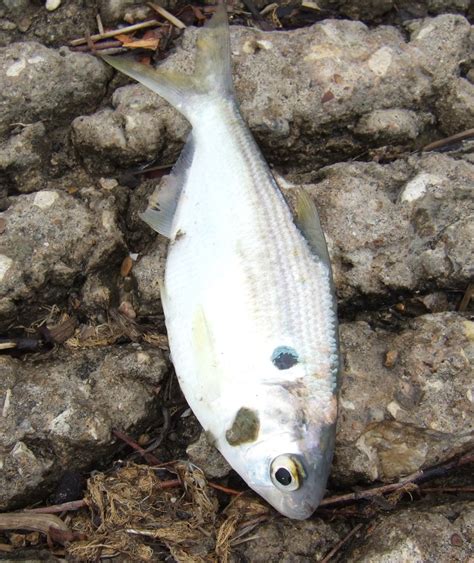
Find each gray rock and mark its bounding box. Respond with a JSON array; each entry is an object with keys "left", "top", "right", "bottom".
[
  {"left": 133, "top": 240, "right": 167, "bottom": 317},
  {"left": 328, "top": 0, "right": 471, "bottom": 20},
  {"left": 335, "top": 312, "right": 473, "bottom": 483},
  {"left": 347, "top": 502, "right": 474, "bottom": 562},
  {"left": 186, "top": 431, "right": 231, "bottom": 479},
  {"left": 305, "top": 153, "right": 474, "bottom": 303},
  {"left": 99, "top": 0, "right": 156, "bottom": 25},
  {"left": 73, "top": 14, "right": 471, "bottom": 172},
  {"left": 0, "top": 42, "right": 112, "bottom": 138},
  {"left": 235, "top": 517, "right": 350, "bottom": 562},
  {"left": 1, "top": 0, "right": 30, "bottom": 15},
  {"left": 72, "top": 86, "right": 189, "bottom": 174},
  {"left": 436, "top": 78, "right": 474, "bottom": 136},
  {"left": 354, "top": 109, "right": 433, "bottom": 144},
  {"left": 0, "top": 344, "right": 167, "bottom": 509},
  {"left": 0, "top": 121, "right": 49, "bottom": 195},
  {"left": 0, "top": 190, "right": 125, "bottom": 329}
]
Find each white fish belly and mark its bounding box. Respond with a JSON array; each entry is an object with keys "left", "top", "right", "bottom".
[{"left": 161, "top": 102, "right": 338, "bottom": 444}]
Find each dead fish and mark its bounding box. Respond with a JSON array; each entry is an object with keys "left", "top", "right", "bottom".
[{"left": 103, "top": 3, "right": 339, "bottom": 519}]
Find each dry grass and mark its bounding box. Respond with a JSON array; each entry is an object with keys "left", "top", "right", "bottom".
[{"left": 67, "top": 463, "right": 269, "bottom": 561}]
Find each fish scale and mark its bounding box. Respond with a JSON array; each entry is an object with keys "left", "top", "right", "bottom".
[{"left": 103, "top": 3, "right": 339, "bottom": 519}]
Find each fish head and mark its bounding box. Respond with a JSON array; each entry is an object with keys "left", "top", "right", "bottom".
[{"left": 233, "top": 422, "right": 336, "bottom": 520}]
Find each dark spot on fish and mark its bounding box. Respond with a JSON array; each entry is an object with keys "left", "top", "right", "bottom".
[
  {"left": 272, "top": 346, "right": 299, "bottom": 370},
  {"left": 225, "top": 407, "right": 259, "bottom": 446}
]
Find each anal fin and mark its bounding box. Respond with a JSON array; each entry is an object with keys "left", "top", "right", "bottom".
[{"left": 140, "top": 134, "right": 195, "bottom": 238}]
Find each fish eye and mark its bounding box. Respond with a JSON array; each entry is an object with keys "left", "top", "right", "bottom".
[{"left": 270, "top": 454, "right": 302, "bottom": 492}]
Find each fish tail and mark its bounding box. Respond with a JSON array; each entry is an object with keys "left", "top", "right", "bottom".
[{"left": 102, "top": 2, "right": 233, "bottom": 123}]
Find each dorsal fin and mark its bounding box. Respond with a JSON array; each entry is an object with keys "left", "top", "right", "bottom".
[
  {"left": 293, "top": 187, "right": 331, "bottom": 266},
  {"left": 140, "top": 134, "right": 194, "bottom": 238}
]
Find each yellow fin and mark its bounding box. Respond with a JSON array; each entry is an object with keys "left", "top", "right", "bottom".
[
  {"left": 192, "top": 306, "right": 222, "bottom": 395},
  {"left": 294, "top": 188, "right": 331, "bottom": 266}
]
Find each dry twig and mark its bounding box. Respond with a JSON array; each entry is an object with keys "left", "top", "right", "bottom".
[
  {"left": 320, "top": 451, "right": 474, "bottom": 507},
  {"left": 70, "top": 20, "right": 161, "bottom": 47},
  {"left": 458, "top": 283, "right": 473, "bottom": 312},
  {"left": 0, "top": 513, "right": 78, "bottom": 545},
  {"left": 148, "top": 3, "right": 186, "bottom": 29},
  {"left": 320, "top": 523, "right": 363, "bottom": 563},
  {"left": 422, "top": 128, "right": 474, "bottom": 152},
  {"left": 112, "top": 428, "right": 162, "bottom": 466}
]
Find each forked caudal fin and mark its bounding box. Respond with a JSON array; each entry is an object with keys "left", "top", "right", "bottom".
[{"left": 101, "top": 3, "right": 233, "bottom": 123}]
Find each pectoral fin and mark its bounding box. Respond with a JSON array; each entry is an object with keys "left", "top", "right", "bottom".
[
  {"left": 140, "top": 134, "right": 194, "bottom": 238},
  {"left": 192, "top": 306, "right": 221, "bottom": 398}
]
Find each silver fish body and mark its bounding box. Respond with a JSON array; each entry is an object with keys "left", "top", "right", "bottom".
[{"left": 104, "top": 5, "right": 339, "bottom": 519}]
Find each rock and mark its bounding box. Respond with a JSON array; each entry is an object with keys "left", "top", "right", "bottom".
[
  {"left": 186, "top": 432, "right": 231, "bottom": 479},
  {"left": 305, "top": 152, "right": 474, "bottom": 304},
  {"left": 436, "top": 78, "right": 474, "bottom": 136},
  {"left": 0, "top": 190, "right": 125, "bottom": 329},
  {"left": 0, "top": 122, "right": 49, "bottom": 195},
  {"left": 347, "top": 502, "right": 474, "bottom": 561},
  {"left": 0, "top": 42, "right": 112, "bottom": 137},
  {"left": 335, "top": 312, "right": 473, "bottom": 483},
  {"left": 2, "top": 0, "right": 30, "bottom": 15},
  {"left": 99, "top": 0, "right": 152, "bottom": 25},
  {"left": 80, "top": 272, "right": 115, "bottom": 320},
  {"left": 133, "top": 240, "right": 167, "bottom": 317},
  {"left": 0, "top": 344, "right": 167, "bottom": 510},
  {"left": 72, "top": 86, "right": 189, "bottom": 174},
  {"left": 235, "top": 517, "right": 350, "bottom": 562},
  {"left": 45, "top": 0, "right": 62, "bottom": 12},
  {"left": 73, "top": 14, "right": 471, "bottom": 172},
  {"left": 354, "top": 109, "right": 433, "bottom": 144},
  {"left": 329, "top": 0, "right": 472, "bottom": 20}
]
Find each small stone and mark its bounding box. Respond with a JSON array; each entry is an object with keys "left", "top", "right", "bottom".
[
  {"left": 99, "top": 177, "right": 118, "bottom": 191},
  {"left": 384, "top": 350, "right": 398, "bottom": 368},
  {"left": 118, "top": 300, "right": 136, "bottom": 319},
  {"left": 138, "top": 433, "right": 150, "bottom": 446},
  {"left": 450, "top": 533, "right": 463, "bottom": 546},
  {"left": 45, "top": 0, "right": 62, "bottom": 11},
  {"left": 120, "top": 255, "right": 133, "bottom": 277},
  {"left": 0, "top": 18, "right": 16, "bottom": 30},
  {"left": 17, "top": 16, "right": 31, "bottom": 32}
]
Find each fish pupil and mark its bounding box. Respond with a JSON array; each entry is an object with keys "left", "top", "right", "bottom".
[
  {"left": 271, "top": 346, "right": 299, "bottom": 370},
  {"left": 275, "top": 467, "right": 292, "bottom": 486}
]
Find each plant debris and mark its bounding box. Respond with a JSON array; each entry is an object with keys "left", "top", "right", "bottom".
[{"left": 66, "top": 463, "right": 269, "bottom": 561}]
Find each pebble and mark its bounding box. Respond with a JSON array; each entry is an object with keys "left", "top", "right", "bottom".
[{"left": 45, "top": 0, "right": 61, "bottom": 11}]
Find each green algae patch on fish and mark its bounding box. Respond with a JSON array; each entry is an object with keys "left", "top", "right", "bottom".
[{"left": 226, "top": 407, "right": 260, "bottom": 446}]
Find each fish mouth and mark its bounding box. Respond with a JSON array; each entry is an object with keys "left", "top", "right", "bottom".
[
  {"left": 254, "top": 470, "right": 327, "bottom": 520},
  {"left": 256, "top": 482, "right": 325, "bottom": 520},
  {"left": 274, "top": 497, "right": 319, "bottom": 520}
]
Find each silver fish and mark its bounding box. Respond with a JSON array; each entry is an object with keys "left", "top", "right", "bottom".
[{"left": 103, "top": 4, "right": 339, "bottom": 520}]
